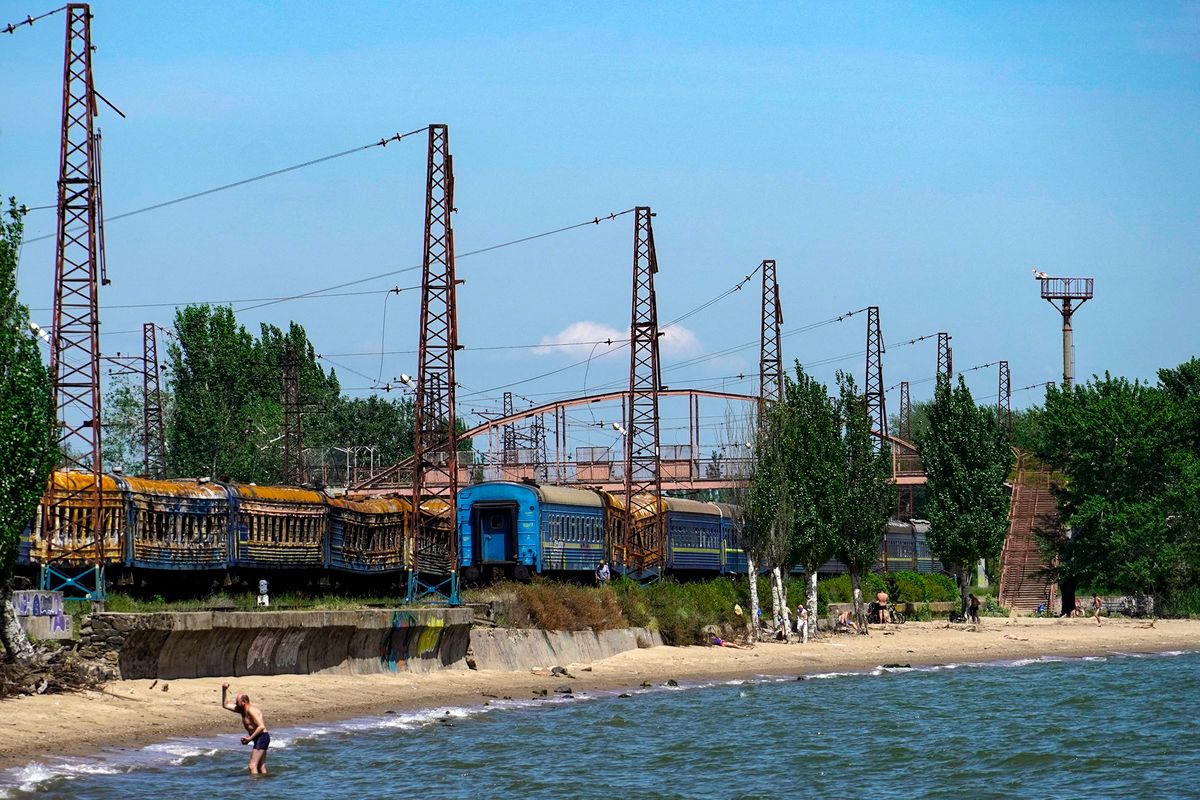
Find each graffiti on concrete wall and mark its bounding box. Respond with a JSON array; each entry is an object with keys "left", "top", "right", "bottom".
[
  {"left": 13, "top": 591, "right": 64, "bottom": 617},
  {"left": 382, "top": 612, "right": 445, "bottom": 672}
]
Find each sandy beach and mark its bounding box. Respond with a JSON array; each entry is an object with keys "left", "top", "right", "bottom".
[{"left": 1, "top": 616, "right": 1197, "bottom": 771}]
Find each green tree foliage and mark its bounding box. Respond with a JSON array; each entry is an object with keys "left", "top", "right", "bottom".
[
  {"left": 100, "top": 375, "right": 176, "bottom": 476},
  {"left": 776, "top": 363, "right": 844, "bottom": 583},
  {"left": 0, "top": 197, "right": 56, "bottom": 659},
  {"left": 305, "top": 395, "right": 416, "bottom": 466},
  {"left": 1033, "top": 368, "right": 1200, "bottom": 606},
  {"left": 167, "top": 305, "right": 338, "bottom": 483},
  {"left": 834, "top": 372, "right": 896, "bottom": 630},
  {"left": 917, "top": 374, "right": 1014, "bottom": 613}
]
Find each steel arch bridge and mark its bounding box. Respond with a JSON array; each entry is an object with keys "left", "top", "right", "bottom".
[{"left": 350, "top": 388, "right": 925, "bottom": 493}]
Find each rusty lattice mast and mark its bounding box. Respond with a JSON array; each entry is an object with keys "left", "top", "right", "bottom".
[
  {"left": 281, "top": 341, "right": 302, "bottom": 485},
  {"left": 408, "top": 124, "right": 459, "bottom": 604},
  {"left": 620, "top": 207, "right": 664, "bottom": 574},
  {"left": 42, "top": 4, "right": 108, "bottom": 599},
  {"left": 864, "top": 306, "right": 887, "bottom": 441},
  {"left": 998, "top": 360, "right": 1012, "bottom": 437},
  {"left": 141, "top": 323, "right": 168, "bottom": 478},
  {"left": 937, "top": 332, "right": 953, "bottom": 381},
  {"left": 896, "top": 380, "right": 913, "bottom": 519},
  {"left": 758, "top": 259, "right": 783, "bottom": 410}
]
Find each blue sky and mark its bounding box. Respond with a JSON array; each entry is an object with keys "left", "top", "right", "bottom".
[{"left": 3, "top": 2, "right": 1197, "bottom": 455}]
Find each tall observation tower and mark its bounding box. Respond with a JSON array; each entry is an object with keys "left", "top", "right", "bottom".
[{"left": 1035, "top": 271, "right": 1094, "bottom": 390}]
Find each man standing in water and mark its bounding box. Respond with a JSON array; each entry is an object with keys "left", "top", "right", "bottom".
[{"left": 222, "top": 682, "right": 270, "bottom": 774}]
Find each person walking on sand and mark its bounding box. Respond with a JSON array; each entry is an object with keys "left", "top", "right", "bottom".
[
  {"left": 968, "top": 593, "right": 981, "bottom": 624},
  {"left": 1093, "top": 594, "right": 1103, "bottom": 626},
  {"left": 222, "top": 683, "right": 270, "bottom": 774}
]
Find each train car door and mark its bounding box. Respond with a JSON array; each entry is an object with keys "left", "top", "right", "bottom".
[{"left": 475, "top": 504, "right": 516, "bottom": 563}]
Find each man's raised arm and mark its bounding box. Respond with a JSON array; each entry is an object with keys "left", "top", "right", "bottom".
[{"left": 221, "top": 682, "right": 238, "bottom": 713}]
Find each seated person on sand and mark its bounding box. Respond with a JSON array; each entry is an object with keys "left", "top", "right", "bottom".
[
  {"left": 836, "top": 610, "right": 859, "bottom": 634},
  {"left": 709, "top": 635, "right": 751, "bottom": 650}
]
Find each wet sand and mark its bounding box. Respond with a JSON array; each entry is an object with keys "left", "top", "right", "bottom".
[{"left": 1, "top": 616, "right": 1196, "bottom": 770}]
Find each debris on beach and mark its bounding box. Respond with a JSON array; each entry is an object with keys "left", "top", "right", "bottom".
[{"left": 0, "top": 641, "right": 109, "bottom": 698}]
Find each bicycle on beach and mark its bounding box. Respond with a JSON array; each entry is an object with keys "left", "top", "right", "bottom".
[{"left": 869, "top": 602, "right": 906, "bottom": 625}]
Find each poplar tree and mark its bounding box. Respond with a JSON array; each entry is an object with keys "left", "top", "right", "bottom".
[
  {"left": 777, "top": 363, "right": 844, "bottom": 638},
  {"left": 835, "top": 372, "right": 895, "bottom": 632},
  {"left": 0, "top": 197, "right": 56, "bottom": 661},
  {"left": 918, "top": 373, "right": 1013, "bottom": 615}
]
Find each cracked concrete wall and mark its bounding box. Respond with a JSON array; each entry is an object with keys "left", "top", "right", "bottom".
[{"left": 81, "top": 608, "right": 473, "bottom": 680}]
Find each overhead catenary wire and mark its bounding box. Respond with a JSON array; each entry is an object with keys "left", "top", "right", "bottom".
[
  {"left": 2, "top": 5, "right": 65, "bottom": 34},
  {"left": 21, "top": 127, "right": 430, "bottom": 244},
  {"left": 231, "top": 208, "right": 637, "bottom": 315}
]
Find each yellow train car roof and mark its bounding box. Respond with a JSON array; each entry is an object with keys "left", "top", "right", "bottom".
[
  {"left": 328, "top": 495, "right": 411, "bottom": 514},
  {"left": 231, "top": 483, "right": 325, "bottom": 504},
  {"left": 49, "top": 471, "right": 121, "bottom": 492},
  {"left": 121, "top": 476, "right": 227, "bottom": 499}
]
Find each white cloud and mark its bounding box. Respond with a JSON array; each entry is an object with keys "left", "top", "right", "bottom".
[
  {"left": 535, "top": 321, "right": 625, "bottom": 357},
  {"left": 659, "top": 324, "right": 702, "bottom": 358},
  {"left": 534, "top": 320, "right": 701, "bottom": 359}
]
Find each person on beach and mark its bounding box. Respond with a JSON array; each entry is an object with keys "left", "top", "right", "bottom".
[
  {"left": 221, "top": 683, "right": 270, "bottom": 774},
  {"left": 875, "top": 589, "right": 890, "bottom": 624},
  {"left": 836, "top": 610, "right": 859, "bottom": 634},
  {"left": 796, "top": 602, "right": 809, "bottom": 643},
  {"left": 1093, "top": 594, "right": 1103, "bottom": 626},
  {"left": 709, "top": 635, "right": 751, "bottom": 650},
  {"left": 968, "top": 594, "right": 981, "bottom": 624}
]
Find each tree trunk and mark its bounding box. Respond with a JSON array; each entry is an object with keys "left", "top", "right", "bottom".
[
  {"left": 959, "top": 563, "right": 971, "bottom": 617},
  {"left": 768, "top": 567, "right": 783, "bottom": 638},
  {"left": 746, "top": 554, "right": 760, "bottom": 642},
  {"left": 772, "top": 566, "right": 791, "bottom": 641},
  {"left": 805, "top": 569, "right": 818, "bottom": 642},
  {"left": 0, "top": 586, "right": 35, "bottom": 663},
  {"left": 850, "top": 570, "right": 869, "bottom": 635}
]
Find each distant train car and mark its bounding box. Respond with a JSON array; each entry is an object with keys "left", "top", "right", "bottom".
[
  {"left": 29, "top": 471, "right": 126, "bottom": 567},
  {"left": 226, "top": 483, "right": 327, "bottom": 569},
  {"left": 663, "top": 497, "right": 724, "bottom": 573},
  {"left": 710, "top": 502, "right": 746, "bottom": 574},
  {"left": 122, "top": 477, "right": 230, "bottom": 570},
  {"left": 458, "top": 482, "right": 607, "bottom": 580},
  {"left": 327, "top": 495, "right": 409, "bottom": 573}
]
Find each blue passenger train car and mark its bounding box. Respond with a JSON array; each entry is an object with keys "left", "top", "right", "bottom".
[
  {"left": 458, "top": 482, "right": 606, "bottom": 580},
  {"left": 663, "top": 498, "right": 724, "bottom": 573}
]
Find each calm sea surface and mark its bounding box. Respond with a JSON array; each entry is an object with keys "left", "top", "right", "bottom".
[{"left": 4, "top": 650, "right": 1198, "bottom": 800}]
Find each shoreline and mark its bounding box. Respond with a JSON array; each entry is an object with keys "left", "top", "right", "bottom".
[{"left": 1, "top": 617, "right": 1198, "bottom": 775}]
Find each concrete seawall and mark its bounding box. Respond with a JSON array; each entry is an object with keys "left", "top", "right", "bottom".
[
  {"left": 468, "top": 627, "right": 663, "bottom": 671},
  {"left": 83, "top": 609, "right": 473, "bottom": 680}
]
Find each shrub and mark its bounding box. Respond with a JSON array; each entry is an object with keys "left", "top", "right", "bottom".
[
  {"left": 923, "top": 573, "right": 959, "bottom": 602},
  {"left": 889, "top": 571, "right": 927, "bottom": 603}
]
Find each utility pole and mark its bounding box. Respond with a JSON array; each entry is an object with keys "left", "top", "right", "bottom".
[
  {"left": 864, "top": 306, "right": 887, "bottom": 440},
  {"left": 1037, "top": 274, "right": 1093, "bottom": 390},
  {"left": 141, "top": 323, "right": 168, "bottom": 478},
  {"left": 408, "top": 123, "right": 460, "bottom": 604},
  {"left": 937, "top": 332, "right": 953, "bottom": 380},
  {"left": 758, "top": 259, "right": 783, "bottom": 411},
  {"left": 281, "top": 341, "right": 302, "bottom": 485},
  {"left": 44, "top": 4, "right": 107, "bottom": 600},
  {"left": 998, "top": 360, "right": 1012, "bottom": 437},
  {"left": 620, "top": 207, "right": 664, "bottom": 574}
]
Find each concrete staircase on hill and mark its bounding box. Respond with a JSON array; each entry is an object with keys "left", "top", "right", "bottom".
[{"left": 999, "top": 455, "right": 1059, "bottom": 612}]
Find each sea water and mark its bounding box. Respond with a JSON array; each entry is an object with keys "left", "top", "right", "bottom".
[{"left": 3, "top": 650, "right": 1197, "bottom": 800}]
